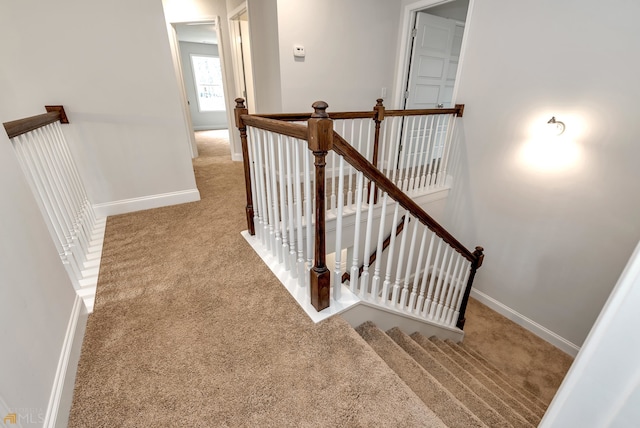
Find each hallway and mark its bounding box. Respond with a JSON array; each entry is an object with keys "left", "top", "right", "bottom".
[{"left": 68, "top": 130, "right": 571, "bottom": 426}]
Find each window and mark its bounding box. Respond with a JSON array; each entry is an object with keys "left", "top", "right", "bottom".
[{"left": 191, "top": 55, "right": 225, "bottom": 111}]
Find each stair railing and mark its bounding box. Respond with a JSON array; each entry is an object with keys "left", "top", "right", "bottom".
[
  {"left": 234, "top": 99, "right": 482, "bottom": 329},
  {"left": 3, "top": 106, "right": 106, "bottom": 310}
]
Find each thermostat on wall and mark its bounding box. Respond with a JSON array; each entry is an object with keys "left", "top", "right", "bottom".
[{"left": 293, "top": 45, "right": 305, "bottom": 58}]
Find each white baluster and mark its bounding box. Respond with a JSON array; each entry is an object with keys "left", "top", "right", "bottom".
[
  {"left": 409, "top": 226, "right": 429, "bottom": 312},
  {"left": 435, "top": 249, "right": 457, "bottom": 321},
  {"left": 391, "top": 212, "right": 411, "bottom": 308},
  {"left": 360, "top": 181, "right": 376, "bottom": 298},
  {"left": 305, "top": 146, "right": 313, "bottom": 274},
  {"left": 401, "top": 116, "right": 417, "bottom": 191},
  {"left": 415, "top": 232, "right": 436, "bottom": 315},
  {"left": 446, "top": 257, "right": 469, "bottom": 325},
  {"left": 285, "top": 137, "right": 297, "bottom": 274},
  {"left": 371, "top": 192, "right": 389, "bottom": 302},
  {"left": 382, "top": 202, "right": 400, "bottom": 305},
  {"left": 346, "top": 123, "right": 355, "bottom": 209},
  {"left": 254, "top": 129, "right": 269, "bottom": 245},
  {"left": 294, "top": 140, "right": 305, "bottom": 286},
  {"left": 422, "top": 240, "right": 443, "bottom": 317},
  {"left": 419, "top": 116, "right": 436, "bottom": 189},
  {"left": 441, "top": 253, "right": 462, "bottom": 323},
  {"left": 329, "top": 150, "right": 336, "bottom": 212},
  {"left": 267, "top": 132, "right": 282, "bottom": 259},
  {"left": 413, "top": 116, "right": 430, "bottom": 192},
  {"left": 333, "top": 157, "right": 345, "bottom": 300},
  {"left": 349, "top": 172, "right": 365, "bottom": 293},
  {"left": 437, "top": 114, "right": 456, "bottom": 187},
  {"left": 276, "top": 134, "right": 287, "bottom": 264},
  {"left": 425, "top": 115, "right": 442, "bottom": 187},
  {"left": 429, "top": 246, "right": 452, "bottom": 319},
  {"left": 388, "top": 116, "right": 402, "bottom": 184},
  {"left": 399, "top": 217, "right": 419, "bottom": 310},
  {"left": 365, "top": 118, "right": 373, "bottom": 162}
]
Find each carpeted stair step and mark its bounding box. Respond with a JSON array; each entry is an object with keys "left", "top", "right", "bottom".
[
  {"left": 356, "top": 322, "right": 487, "bottom": 428},
  {"left": 430, "top": 337, "right": 542, "bottom": 426},
  {"left": 386, "top": 327, "right": 512, "bottom": 428},
  {"left": 459, "top": 341, "right": 549, "bottom": 410},
  {"left": 444, "top": 339, "right": 548, "bottom": 415},
  {"left": 411, "top": 333, "right": 535, "bottom": 428}
]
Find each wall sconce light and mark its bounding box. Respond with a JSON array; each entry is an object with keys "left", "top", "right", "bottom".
[{"left": 547, "top": 116, "right": 565, "bottom": 135}]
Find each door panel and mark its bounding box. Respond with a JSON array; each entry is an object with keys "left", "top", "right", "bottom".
[{"left": 400, "top": 12, "right": 464, "bottom": 175}]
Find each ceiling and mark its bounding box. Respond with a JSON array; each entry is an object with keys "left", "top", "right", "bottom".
[{"left": 174, "top": 22, "right": 217, "bottom": 45}]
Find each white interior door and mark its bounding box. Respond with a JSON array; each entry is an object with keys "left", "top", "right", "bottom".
[{"left": 405, "top": 12, "right": 464, "bottom": 109}]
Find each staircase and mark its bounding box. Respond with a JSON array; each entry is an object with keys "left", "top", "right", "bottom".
[{"left": 356, "top": 321, "right": 548, "bottom": 427}]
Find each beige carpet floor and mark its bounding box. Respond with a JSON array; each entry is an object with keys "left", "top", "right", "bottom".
[{"left": 68, "top": 130, "right": 573, "bottom": 426}]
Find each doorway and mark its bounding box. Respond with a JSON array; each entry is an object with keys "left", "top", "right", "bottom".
[
  {"left": 228, "top": 6, "right": 256, "bottom": 114},
  {"left": 174, "top": 22, "right": 227, "bottom": 132},
  {"left": 393, "top": 0, "right": 470, "bottom": 168},
  {"left": 395, "top": 0, "right": 470, "bottom": 110}
]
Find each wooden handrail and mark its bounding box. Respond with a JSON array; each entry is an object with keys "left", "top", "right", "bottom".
[
  {"left": 254, "top": 111, "right": 375, "bottom": 121},
  {"left": 241, "top": 115, "right": 309, "bottom": 140},
  {"left": 3, "top": 105, "right": 69, "bottom": 139},
  {"left": 385, "top": 105, "right": 464, "bottom": 118},
  {"left": 250, "top": 103, "right": 464, "bottom": 122},
  {"left": 331, "top": 132, "right": 475, "bottom": 262}
]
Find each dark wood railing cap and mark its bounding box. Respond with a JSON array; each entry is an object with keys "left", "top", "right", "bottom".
[
  {"left": 235, "top": 98, "right": 246, "bottom": 109},
  {"left": 311, "top": 101, "right": 329, "bottom": 118},
  {"left": 375, "top": 98, "right": 384, "bottom": 107}
]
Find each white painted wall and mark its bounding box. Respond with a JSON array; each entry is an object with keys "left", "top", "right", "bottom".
[
  {"left": 0, "top": 130, "right": 78, "bottom": 424},
  {"left": 275, "top": 0, "right": 401, "bottom": 113},
  {"left": 247, "top": 0, "right": 283, "bottom": 113},
  {"left": 1, "top": 0, "right": 199, "bottom": 210},
  {"left": 444, "top": 0, "right": 640, "bottom": 347},
  {"left": 541, "top": 241, "right": 640, "bottom": 427},
  {"left": 164, "top": 0, "right": 242, "bottom": 159}
]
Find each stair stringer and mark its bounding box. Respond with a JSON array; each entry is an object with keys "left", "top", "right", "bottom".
[{"left": 341, "top": 300, "right": 464, "bottom": 342}]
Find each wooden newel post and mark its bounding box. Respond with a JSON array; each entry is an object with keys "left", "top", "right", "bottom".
[
  {"left": 371, "top": 98, "right": 385, "bottom": 169},
  {"left": 368, "top": 98, "right": 385, "bottom": 203},
  {"left": 308, "top": 101, "right": 333, "bottom": 312},
  {"left": 234, "top": 98, "right": 255, "bottom": 235},
  {"left": 456, "top": 246, "right": 485, "bottom": 330}
]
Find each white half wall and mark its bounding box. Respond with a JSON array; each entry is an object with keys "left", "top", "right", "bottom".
[
  {"left": 443, "top": 0, "right": 640, "bottom": 347},
  {"left": 1, "top": 0, "right": 200, "bottom": 211}
]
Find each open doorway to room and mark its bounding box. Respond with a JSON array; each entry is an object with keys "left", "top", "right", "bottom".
[
  {"left": 395, "top": 0, "right": 470, "bottom": 110},
  {"left": 173, "top": 22, "right": 227, "bottom": 132},
  {"left": 390, "top": 0, "right": 470, "bottom": 171},
  {"left": 228, "top": 5, "right": 256, "bottom": 114}
]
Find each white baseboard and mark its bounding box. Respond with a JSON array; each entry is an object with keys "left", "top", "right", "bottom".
[
  {"left": 93, "top": 189, "right": 200, "bottom": 217},
  {"left": 470, "top": 289, "right": 580, "bottom": 357},
  {"left": 44, "top": 295, "right": 89, "bottom": 428},
  {"left": 231, "top": 153, "right": 243, "bottom": 162}
]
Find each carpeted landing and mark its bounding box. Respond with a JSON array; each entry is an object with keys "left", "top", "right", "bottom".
[
  {"left": 68, "top": 130, "right": 571, "bottom": 427},
  {"left": 356, "top": 322, "right": 550, "bottom": 427}
]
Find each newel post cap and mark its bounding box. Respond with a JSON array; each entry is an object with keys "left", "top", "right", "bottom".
[
  {"left": 311, "top": 101, "right": 329, "bottom": 118},
  {"left": 235, "top": 98, "right": 246, "bottom": 109}
]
